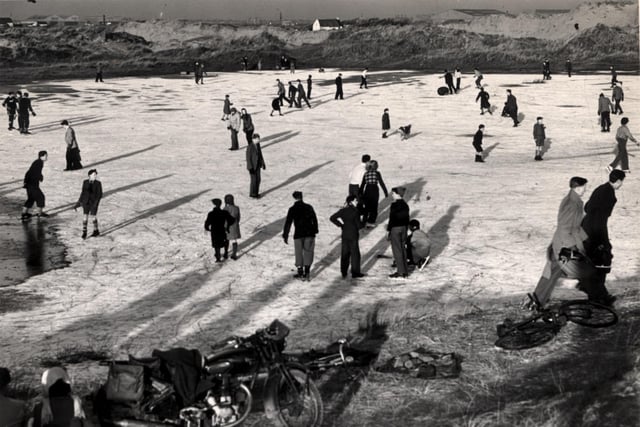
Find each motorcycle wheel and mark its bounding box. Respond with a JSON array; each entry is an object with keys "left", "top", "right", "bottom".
[{"left": 267, "top": 368, "right": 323, "bottom": 427}]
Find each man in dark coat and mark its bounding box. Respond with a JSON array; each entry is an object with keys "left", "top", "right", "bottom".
[
  {"left": 542, "top": 59, "right": 551, "bottom": 80},
  {"left": 335, "top": 73, "right": 344, "bottom": 100},
  {"left": 504, "top": 89, "right": 519, "bottom": 127},
  {"left": 444, "top": 70, "right": 455, "bottom": 94},
  {"left": 297, "top": 79, "right": 311, "bottom": 108},
  {"left": 388, "top": 187, "right": 410, "bottom": 279},
  {"left": 205, "top": 198, "right": 236, "bottom": 262},
  {"left": 565, "top": 59, "right": 572, "bottom": 77},
  {"left": 240, "top": 108, "right": 254, "bottom": 144},
  {"left": 22, "top": 150, "right": 48, "bottom": 221},
  {"left": 283, "top": 191, "right": 319, "bottom": 281},
  {"left": 96, "top": 62, "right": 104, "bottom": 82},
  {"left": 330, "top": 195, "right": 365, "bottom": 279},
  {"left": 612, "top": 83, "right": 624, "bottom": 115},
  {"left": 287, "top": 81, "right": 300, "bottom": 108},
  {"left": 17, "top": 92, "right": 36, "bottom": 134},
  {"left": 580, "top": 170, "right": 625, "bottom": 305},
  {"left": 246, "top": 133, "right": 266, "bottom": 198},
  {"left": 475, "top": 87, "right": 491, "bottom": 115},
  {"left": 74, "top": 169, "right": 103, "bottom": 239},
  {"left": 307, "top": 75, "right": 313, "bottom": 99},
  {"left": 2, "top": 92, "right": 18, "bottom": 131},
  {"left": 61, "top": 120, "right": 83, "bottom": 170},
  {"left": 0, "top": 367, "right": 27, "bottom": 427},
  {"left": 473, "top": 124, "right": 485, "bottom": 163}
]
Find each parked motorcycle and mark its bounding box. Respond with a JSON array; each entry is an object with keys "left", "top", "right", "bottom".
[{"left": 97, "top": 319, "right": 323, "bottom": 427}]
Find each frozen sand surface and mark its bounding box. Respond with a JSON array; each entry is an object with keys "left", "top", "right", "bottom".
[{"left": 0, "top": 70, "right": 639, "bottom": 365}]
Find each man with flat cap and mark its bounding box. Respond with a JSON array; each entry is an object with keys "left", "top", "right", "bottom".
[
  {"left": 283, "top": 191, "right": 319, "bottom": 281},
  {"left": 330, "top": 194, "right": 365, "bottom": 279}
]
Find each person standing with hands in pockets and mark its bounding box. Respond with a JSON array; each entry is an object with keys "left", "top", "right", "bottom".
[{"left": 74, "top": 169, "right": 103, "bottom": 239}]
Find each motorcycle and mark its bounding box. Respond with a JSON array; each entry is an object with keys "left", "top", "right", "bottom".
[{"left": 97, "top": 319, "right": 323, "bottom": 427}]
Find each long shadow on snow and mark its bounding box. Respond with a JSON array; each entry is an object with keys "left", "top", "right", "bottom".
[
  {"left": 259, "top": 131, "right": 300, "bottom": 149},
  {"left": 82, "top": 144, "right": 162, "bottom": 169},
  {"left": 28, "top": 115, "right": 100, "bottom": 131},
  {"left": 484, "top": 143, "right": 500, "bottom": 159},
  {"left": 427, "top": 205, "right": 460, "bottom": 262},
  {"left": 100, "top": 189, "right": 210, "bottom": 236},
  {"left": 47, "top": 174, "right": 174, "bottom": 215},
  {"left": 29, "top": 117, "right": 109, "bottom": 133},
  {"left": 236, "top": 216, "right": 286, "bottom": 260},
  {"left": 260, "top": 161, "right": 333, "bottom": 198}
]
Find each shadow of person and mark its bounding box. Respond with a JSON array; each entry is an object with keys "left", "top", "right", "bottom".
[
  {"left": 426, "top": 205, "right": 460, "bottom": 261},
  {"left": 484, "top": 142, "right": 500, "bottom": 159}
]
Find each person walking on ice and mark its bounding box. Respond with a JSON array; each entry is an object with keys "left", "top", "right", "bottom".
[
  {"left": 74, "top": 169, "right": 103, "bottom": 239},
  {"left": 282, "top": 191, "right": 319, "bottom": 281},
  {"left": 382, "top": 108, "right": 391, "bottom": 138},
  {"left": 607, "top": 117, "right": 638, "bottom": 173},
  {"left": 454, "top": 68, "right": 462, "bottom": 92},
  {"left": 297, "top": 79, "right": 311, "bottom": 108},
  {"left": 612, "top": 82, "right": 624, "bottom": 115},
  {"left": 21, "top": 150, "right": 49, "bottom": 221},
  {"left": 360, "top": 68, "right": 368, "bottom": 89},
  {"left": 598, "top": 93, "right": 613, "bottom": 132},
  {"left": 2, "top": 92, "right": 18, "bottom": 131},
  {"left": 307, "top": 75, "right": 313, "bottom": 99},
  {"left": 443, "top": 69, "right": 455, "bottom": 94},
  {"left": 61, "top": 120, "right": 83, "bottom": 171},
  {"left": 335, "top": 73, "right": 344, "bottom": 100},
  {"left": 473, "top": 124, "right": 485, "bottom": 163},
  {"left": 473, "top": 68, "right": 483, "bottom": 89},
  {"left": 223, "top": 194, "right": 241, "bottom": 260},
  {"left": 17, "top": 92, "right": 36, "bottom": 134},
  {"left": 533, "top": 116, "right": 546, "bottom": 161},
  {"left": 205, "top": 198, "right": 236, "bottom": 263},
  {"left": 246, "top": 133, "right": 266, "bottom": 198},
  {"left": 221, "top": 94, "right": 233, "bottom": 121},
  {"left": 227, "top": 107, "right": 241, "bottom": 150},
  {"left": 504, "top": 89, "right": 519, "bottom": 127},
  {"left": 476, "top": 87, "right": 492, "bottom": 115}
]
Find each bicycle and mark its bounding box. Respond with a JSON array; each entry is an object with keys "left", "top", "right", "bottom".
[
  {"left": 495, "top": 293, "right": 618, "bottom": 350},
  {"left": 286, "top": 339, "right": 378, "bottom": 378}
]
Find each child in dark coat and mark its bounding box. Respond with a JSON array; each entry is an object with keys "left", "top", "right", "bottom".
[
  {"left": 205, "top": 198, "right": 236, "bottom": 262},
  {"left": 74, "top": 169, "right": 103, "bottom": 239},
  {"left": 382, "top": 108, "right": 390, "bottom": 138}
]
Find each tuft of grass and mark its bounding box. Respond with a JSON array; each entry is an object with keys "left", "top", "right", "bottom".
[{"left": 39, "top": 345, "right": 111, "bottom": 367}]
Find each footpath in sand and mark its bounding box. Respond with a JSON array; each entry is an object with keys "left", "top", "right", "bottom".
[{"left": 0, "top": 70, "right": 638, "bottom": 377}]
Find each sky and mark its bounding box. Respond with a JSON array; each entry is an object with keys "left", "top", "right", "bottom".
[{"left": 0, "top": 0, "right": 618, "bottom": 20}]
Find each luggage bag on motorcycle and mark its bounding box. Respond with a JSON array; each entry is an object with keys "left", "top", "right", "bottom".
[{"left": 105, "top": 363, "right": 145, "bottom": 403}]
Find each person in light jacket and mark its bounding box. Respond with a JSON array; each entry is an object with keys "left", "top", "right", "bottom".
[
  {"left": 227, "top": 108, "right": 241, "bottom": 150},
  {"left": 61, "top": 120, "right": 82, "bottom": 171}
]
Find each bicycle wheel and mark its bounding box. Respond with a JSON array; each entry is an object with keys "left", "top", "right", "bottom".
[
  {"left": 560, "top": 300, "right": 618, "bottom": 328},
  {"left": 495, "top": 323, "right": 558, "bottom": 350},
  {"left": 268, "top": 368, "right": 323, "bottom": 427}
]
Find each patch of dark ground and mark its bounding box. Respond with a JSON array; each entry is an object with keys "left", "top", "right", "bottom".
[{"left": 0, "top": 195, "right": 69, "bottom": 313}]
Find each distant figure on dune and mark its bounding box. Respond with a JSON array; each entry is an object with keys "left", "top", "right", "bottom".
[
  {"left": 335, "top": 73, "right": 344, "bottom": 100},
  {"left": 476, "top": 87, "right": 492, "bottom": 115},
  {"left": 597, "top": 93, "right": 613, "bottom": 132},
  {"left": 241, "top": 56, "right": 248, "bottom": 71},
  {"left": 221, "top": 94, "right": 232, "bottom": 121},
  {"left": 74, "top": 169, "right": 102, "bottom": 239},
  {"left": 565, "top": 59, "right": 572, "bottom": 77},
  {"left": 95, "top": 62, "right": 104, "bottom": 82},
  {"left": 473, "top": 124, "right": 485, "bottom": 163},
  {"left": 473, "top": 68, "right": 483, "bottom": 89}
]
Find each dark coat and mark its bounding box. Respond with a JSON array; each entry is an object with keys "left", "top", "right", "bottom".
[
  {"left": 387, "top": 199, "right": 410, "bottom": 231},
  {"left": 582, "top": 183, "right": 617, "bottom": 246},
  {"left": 205, "top": 208, "right": 236, "bottom": 247},
  {"left": 505, "top": 94, "right": 518, "bottom": 113},
  {"left": 473, "top": 130, "right": 483, "bottom": 149},
  {"left": 242, "top": 114, "right": 254, "bottom": 133},
  {"left": 330, "top": 205, "right": 363, "bottom": 240},
  {"left": 283, "top": 200, "right": 318, "bottom": 240},
  {"left": 476, "top": 90, "right": 490, "bottom": 108},
  {"left": 24, "top": 158, "right": 44, "bottom": 187},
  {"left": 75, "top": 179, "right": 103, "bottom": 211},
  {"left": 18, "top": 97, "right": 34, "bottom": 115},
  {"left": 246, "top": 142, "right": 265, "bottom": 172},
  {"left": 444, "top": 72, "right": 454, "bottom": 85},
  {"left": 382, "top": 112, "right": 390, "bottom": 130},
  {"left": 335, "top": 76, "right": 343, "bottom": 88}
]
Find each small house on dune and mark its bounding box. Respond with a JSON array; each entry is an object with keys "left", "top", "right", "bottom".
[{"left": 312, "top": 18, "right": 343, "bottom": 31}]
